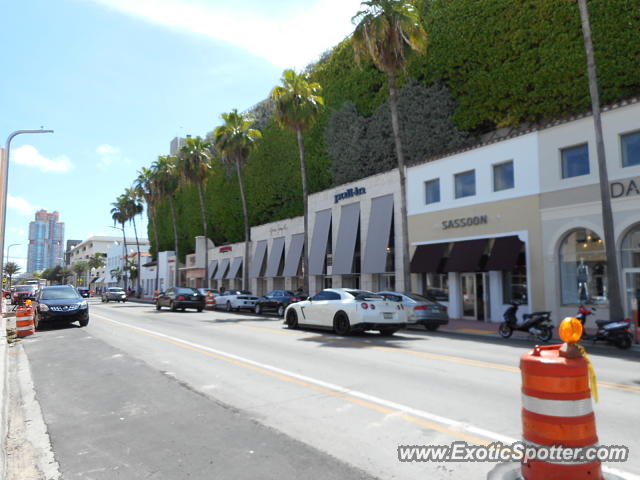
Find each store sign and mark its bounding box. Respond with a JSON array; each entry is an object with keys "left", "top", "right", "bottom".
[
  {"left": 334, "top": 186, "right": 366, "bottom": 203},
  {"left": 442, "top": 215, "right": 488, "bottom": 230},
  {"left": 610, "top": 178, "right": 640, "bottom": 198}
]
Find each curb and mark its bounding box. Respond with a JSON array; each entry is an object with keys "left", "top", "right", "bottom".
[{"left": 0, "top": 313, "right": 7, "bottom": 479}]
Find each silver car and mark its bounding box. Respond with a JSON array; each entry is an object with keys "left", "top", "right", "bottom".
[{"left": 376, "top": 291, "right": 449, "bottom": 331}]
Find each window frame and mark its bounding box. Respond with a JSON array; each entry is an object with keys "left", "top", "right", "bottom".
[
  {"left": 620, "top": 130, "right": 640, "bottom": 168},
  {"left": 493, "top": 160, "right": 515, "bottom": 192},
  {"left": 560, "top": 143, "right": 590, "bottom": 179},
  {"left": 424, "top": 178, "right": 441, "bottom": 205},
  {"left": 454, "top": 169, "right": 476, "bottom": 199}
]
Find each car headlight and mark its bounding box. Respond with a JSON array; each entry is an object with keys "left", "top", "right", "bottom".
[
  {"left": 79, "top": 300, "right": 88, "bottom": 308},
  {"left": 39, "top": 304, "right": 49, "bottom": 312}
]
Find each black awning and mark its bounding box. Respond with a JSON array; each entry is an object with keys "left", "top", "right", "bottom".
[
  {"left": 444, "top": 239, "right": 488, "bottom": 273},
  {"left": 485, "top": 236, "right": 524, "bottom": 271},
  {"left": 410, "top": 243, "right": 448, "bottom": 273}
]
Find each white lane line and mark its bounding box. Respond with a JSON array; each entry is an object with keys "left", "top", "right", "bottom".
[{"left": 92, "top": 313, "right": 640, "bottom": 479}]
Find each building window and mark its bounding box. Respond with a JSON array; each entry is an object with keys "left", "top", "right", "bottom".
[
  {"left": 502, "top": 248, "right": 527, "bottom": 304},
  {"left": 454, "top": 170, "right": 476, "bottom": 198},
  {"left": 621, "top": 131, "right": 640, "bottom": 167},
  {"left": 561, "top": 144, "right": 590, "bottom": 178},
  {"left": 621, "top": 223, "right": 640, "bottom": 269},
  {"left": 493, "top": 161, "right": 514, "bottom": 191},
  {"left": 425, "top": 179, "right": 440, "bottom": 204},
  {"left": 559, "top": 228, "right": 607, "bottom": 305},
  {"left": 423, "top": 273, "right": 449, "bottom": 302}
]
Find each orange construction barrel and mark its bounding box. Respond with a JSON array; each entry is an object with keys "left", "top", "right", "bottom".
[
  {"left": 520, "top": 343, "right": 602, "bottom": 479},
  {"left": 16, "top": 305, "right": 36, "bottom": 337},
  {"left": 206, "top": 291, "right": 215, "bottom": 310}
]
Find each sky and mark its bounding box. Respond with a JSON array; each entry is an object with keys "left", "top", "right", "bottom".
[{"left": 1, "top": 0, "right": 363, "bottom": 273}]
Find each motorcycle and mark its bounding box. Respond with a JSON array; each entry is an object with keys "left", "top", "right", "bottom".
[
  {"left": 575, "top": 305, "right": 633, "bottom": 350},
  {"left": 499, "top": 302, "right": 553, "bottom": 342}
]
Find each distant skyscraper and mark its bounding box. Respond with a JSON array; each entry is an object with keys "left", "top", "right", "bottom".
[
  {"left": 170, "top": 136, "right": 187, "bottom": 155},
  {"left": 26, "top": 210, "right": 65, "bottom": 273}
]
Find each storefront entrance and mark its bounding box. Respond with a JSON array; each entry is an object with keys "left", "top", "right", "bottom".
[
  {"left": 461, "top": 273, "right": 487, "bottom": 321},
  {"left": 624, "top": 270, "right": 640, "bottom": 319}
]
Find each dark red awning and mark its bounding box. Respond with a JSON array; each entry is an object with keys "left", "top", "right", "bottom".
[
  {"left": 485, "top": 236, "right": 524, "bottom": 271},
  {"left": 444, "top": 239, "right": 488, "bottom": 273},
  {"left": 410, "top": 243, "right": 448, "bottom": 273}
]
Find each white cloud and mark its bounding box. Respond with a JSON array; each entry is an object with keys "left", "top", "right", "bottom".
[
  {"left": 87, "top": 0, "right": 363, "bottom": 69},
  {"left": 11, "top": 145, "right": 73, "bottom": 173},
  {"left": 7, "top": 195, "right": 38, "bottom": 217},
  {"left": 8, "top": 226, "right": 26, "bottom": 236},
  {"left": 96, "top": 144, "right": 130, "bottom": 169}
]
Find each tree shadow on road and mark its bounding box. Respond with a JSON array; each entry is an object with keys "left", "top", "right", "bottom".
[{"left": 296, "top": 329, "right": 425, "bottom": 349}]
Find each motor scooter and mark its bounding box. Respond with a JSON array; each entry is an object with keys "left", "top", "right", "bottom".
[
  {"left": 576, "top": 305, "right": 633, "bottom": 350},
  {"left": 499, "top": 302, "right": 553, "bottom": 342}
]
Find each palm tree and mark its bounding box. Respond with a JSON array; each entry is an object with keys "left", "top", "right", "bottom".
[
  {"left": 213, "top": 109, "right": 262, "bottom": 290},
  {"left": 577, "top": 0, "right": 623, "bottom": 320},
  {"left": 136, "top": 167, "right": 161, "bottom": 293},
  {"left": 3, "top": 261, "right": 20, "bottom": 289},
  {"left": 178, "top": 136, "right": 213, "bottom": 288},
  {"left": 72, "top": 261, "right": 89, "bottom": 286},
  {"left": 152, "top": 155, "right": 181, "bottom": 286},
  {"left": 270, "top": 70, "right": 324, "bottom": 293},
  {"left": 58, "top": 267, "right": 72, "bottom": 285},
  {"left": 124, "top": 186, "right": 144, "bottom": 296},
  {"left": 110, "top": 195, "right": 129, "bottom": 290},
  {"left": 352, "top": 0, "right": 427, "bottom": 292},
  {"left": 110, "top": 267, "right": 123, "bottom": 285}
]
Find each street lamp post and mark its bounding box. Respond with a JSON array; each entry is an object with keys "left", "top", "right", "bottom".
[
  {"left": 0, "top": 129, "right": 53, "bottom": 314},
  {"left": 107, "top": 225, "right": 127, "bottom": 290}
]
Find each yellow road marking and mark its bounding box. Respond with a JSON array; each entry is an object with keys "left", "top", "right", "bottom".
[
  {"left": 95, "top": 314, "right": 492, "bottom": 445},
  {"left": 235, "top": 324, "right": 640, "bottom": 394}
]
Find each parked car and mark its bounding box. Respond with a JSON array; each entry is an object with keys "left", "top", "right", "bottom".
[
  {"left": 77, "top": 287, "right": 90, "bottom": 298},
  {"left": 101, "top": 287, "right": 127, "bottom": 303},
  {"left": 425, "top": 288, "right": 449, "bottom": 303},
  {"left": 284, "top": 288, "right": 407, "bottom": 336},
  {"left": 254, "top": 290, "right": 304, "bottom": 317},
  {"left": 11, "top": 285, "right": 38, "bottom": 305},
  {"left": 376, "top": 291, "right": 449, "bottom": 331},
  {"left": 215, "top": 290, "right": 258, "bottom": 312},
  {"left": 156, "top": 287, "right": 205, "bottom": 312},
  {"left": 35, "top": 285, "right": 89, "bottom": 328},
  {"left": 2, "top": 288, "right": 11, "bottom": 299}
]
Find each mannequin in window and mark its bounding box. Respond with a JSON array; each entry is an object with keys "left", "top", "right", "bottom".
[{"left": 577, "top": 258, "right": 590, "bottom": 302}]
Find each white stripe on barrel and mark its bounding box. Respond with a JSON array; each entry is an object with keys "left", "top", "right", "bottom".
[
  {"left": 521, "top": 393, "right": 593, "bottom": 417},
  {"left": 16, "top": 325, "right": 34, "bottom": 331}
]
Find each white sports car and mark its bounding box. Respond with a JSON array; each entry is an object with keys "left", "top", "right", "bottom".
[
  {"left": 284, "top": 288, "right": 407, "bottom": 335},
  {"left": 215, "top": 290, "right": 258, "bottom": 312}
]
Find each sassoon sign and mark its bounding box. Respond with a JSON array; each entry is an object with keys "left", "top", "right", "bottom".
[{"left": 442, "top": 215, "right": 488, "bottom": 230}]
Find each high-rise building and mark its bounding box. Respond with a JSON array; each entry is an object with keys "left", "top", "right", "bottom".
[
  {"left": 26, "top": 210, "right": 65, "bottom": 273},
  {"left": 170, "top": 136, "right": 187, "bottom": 155},
  {"left": 65, "top": 239, "right": 82, "bottom": 265}
]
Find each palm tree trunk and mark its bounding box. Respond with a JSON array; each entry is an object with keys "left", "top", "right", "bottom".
[
  {"left": 387, "top": 72, "right": 412, "bottom": 293},
  {"left": 131, "top": 215, "right": 142, "bottom": 296},
  {"left": 236, "top": 158, "right": 251, "bottom": 291},
  {"left": 120, "top": 226, "right": 128, "bottom": 291},
  {"left": 578, "top": 0, "right": 623, "bottom": 320},
  {"left": 151, "top": 209, "right": 160, "bottom": 293},
  {"left": 169, "top": 197, "right": 180, "bottom": 287},
  {"left": 196, "top": 183, "right": 210, "bottom": 289},
  {"left": 296, "top": 128, "right": 309, "bottom": 294}
]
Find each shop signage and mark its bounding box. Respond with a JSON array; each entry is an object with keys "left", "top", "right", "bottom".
[
  {"left": 610, "top": 178, "right": 640, "bottom": 198},
  {"left": 334, "top": 186, "right": 366, "bottom": 203},
  {"left": 219, "top": 246, "right": 232, "bottom": 253},
  {"left": 442, "top": 215, "right": 488, "bottom": 230}
]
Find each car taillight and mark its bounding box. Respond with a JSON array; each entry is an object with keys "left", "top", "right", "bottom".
[
  {"left": 361, "top": 302, "right": 368, "bottom": 310},
  {"left": 290, "top": 297, "right": 299, "bottom": 302},
  {"left": 176, "top": 295, "right": 186, "bottom": 301},
  {"left": 414, "top": 305, "right": 427, "bottom": 311}
]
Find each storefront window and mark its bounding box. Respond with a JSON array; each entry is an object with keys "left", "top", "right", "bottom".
[
  {"left": 621, "top": 224, "right": 640, "bottom": 268},
  {"left": 560, "top": 229, "right": 608, "bottom": 305},
  {"left": 503, "top": 265, "right": 527, "bottom": 304},
  {"left": 424, "top": 273, "right": 449, "bottom": 302}
]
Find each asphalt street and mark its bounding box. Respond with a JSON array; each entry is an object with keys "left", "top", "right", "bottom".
[{"left": 17, "top": 299, "right": 640, "bottom": 479}]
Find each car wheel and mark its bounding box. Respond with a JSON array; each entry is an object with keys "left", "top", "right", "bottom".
[
  {"left": 156, "top": 303, "right": 161, "bottom": 311},
  {"left": 379, "top": 328, "right": 399, "bottom": 336},
  {"left": 333, "top": 312, "right": 351, "bottom": 336},
  {"left": 425, "top": 324, "right": 440, "bottom": 332},
  {"left": 286, "top": 309, "right": 298, "bottom": 329},
  {"left": 226, "top": 301, "right": 232, "bottom": 312},
  {"left": 79, "top": 318, "right": 89, "bottom": 327},
  {"left": 197, "top": 307, "right": 203, "bottom": 312},
  {"left": 255, "top": 304, "right": 262, "bottom": 315},
  {"left": 277, "top": 305, "right": 285, "bottom": 317},
  {"left": 170, "top": 302, "right": 177, "bottom": 312}
]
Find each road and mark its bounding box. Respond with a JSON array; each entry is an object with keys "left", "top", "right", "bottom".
[{"left": 14, "top": 298, "right": 640, "bottom": 479}]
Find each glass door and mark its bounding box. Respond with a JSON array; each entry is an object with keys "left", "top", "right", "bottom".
[
  {"left": 624, "top": 270, "right": 640, "bottom": 319},
  {"left": 461, "top": 273, "right": 476, "bottom": 319}
]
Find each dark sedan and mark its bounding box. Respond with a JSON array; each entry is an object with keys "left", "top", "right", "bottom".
[
  {"left": 377, "top": 291, "right": 449, "bottom": 331},
  {"left": 254, "top": 290, "right": 304, "bottom": 317},
  {"left": 156, "top": 287, "right": 205, "bottom": 312},
  {"left": 35, "top": 285, "right": 89, "bottom": 328}
]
